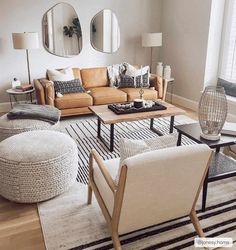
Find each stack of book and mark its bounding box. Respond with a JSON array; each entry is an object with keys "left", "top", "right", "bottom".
[{"left": 14, "top": 84, "right": 34, "bottom": 92}]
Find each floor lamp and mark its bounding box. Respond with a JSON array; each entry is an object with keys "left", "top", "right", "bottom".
[
  {"left": 12, "top": 32, "right": 39, "bottom": 84},
  {"left": 142, "top": 33, "right": 162, "bottom": 73}
]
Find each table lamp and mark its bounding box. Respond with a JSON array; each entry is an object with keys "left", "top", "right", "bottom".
[
  {"left": 142, "top": 32, "right": 162, "bottom": 72},
  {"left": 12, "top": 32, "right": 39, "bottom": 84}
]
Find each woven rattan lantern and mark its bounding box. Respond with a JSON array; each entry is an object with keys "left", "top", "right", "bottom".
[{"left": 199, "top": 86, "right": 228, "bottom": 141}]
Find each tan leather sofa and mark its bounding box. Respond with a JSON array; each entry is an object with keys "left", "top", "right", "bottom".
[{"left": 34, "top": 67, "right": 165, "bottom": 117}]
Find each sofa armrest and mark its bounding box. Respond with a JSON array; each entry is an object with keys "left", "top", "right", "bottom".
[
  {"left": 40, "top": 79, "right": 55, "bottom": 106},
  {"left": 34, "top": 79, "right": 46, "bottom": 105},
  {"left": 149, "top": 74, "right": 164, "bottom": 100}
]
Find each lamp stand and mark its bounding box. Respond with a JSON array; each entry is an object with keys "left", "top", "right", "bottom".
[
  {"left": 26, "top": 49, "right": 31, "bottom": 84},
  {"left": 150, "top": 47, "right": 153, "bottom": 73}
]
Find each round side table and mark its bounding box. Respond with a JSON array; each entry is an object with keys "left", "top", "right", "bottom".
[{"left": 6, "top": 88, "right": 35, "bottom": 108}]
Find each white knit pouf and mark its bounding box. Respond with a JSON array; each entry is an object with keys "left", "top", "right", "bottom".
[
  {"left": 0, "top": 114, "right": 60, "bottom": 142},
  {"left": 0, "top": 130, "right": 78, "bottom": 203}
]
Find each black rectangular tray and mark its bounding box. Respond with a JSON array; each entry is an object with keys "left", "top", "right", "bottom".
[{"left": 108, "top": 101, "right": 167, "bottom": 115}]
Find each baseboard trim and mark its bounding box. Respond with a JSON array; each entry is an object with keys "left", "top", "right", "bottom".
[
  {"left": 166, "top": 92, "right": 198, "bottom": 111},
  {"left": 166, "top": 92, "right": 236, "bottom": 121}
]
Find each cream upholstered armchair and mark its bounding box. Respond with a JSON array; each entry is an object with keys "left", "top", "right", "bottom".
[{"left": 87, "top": 145, "right": 212, "bottom": 249}]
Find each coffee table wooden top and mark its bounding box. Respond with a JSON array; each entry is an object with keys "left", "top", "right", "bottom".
[{"left": 89, "top": 101, "right": 186, "bottom": 124}]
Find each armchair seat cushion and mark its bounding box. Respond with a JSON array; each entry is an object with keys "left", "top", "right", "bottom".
[
  {"left": 88, "top": 87, "right": 127, "bottom": 105},
  {"left": 93, "top": 158, "right": 120, "bottom": 215},
  {"left": 55, "top": 93, "right": 93, "bottom": 109},
  {"left": 120, "top": 88, "right": 158, "bottom": 101}
]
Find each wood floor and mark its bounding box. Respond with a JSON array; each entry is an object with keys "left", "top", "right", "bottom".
[{"left": 0, "top": 106, "right": 231, "bottom": 250}]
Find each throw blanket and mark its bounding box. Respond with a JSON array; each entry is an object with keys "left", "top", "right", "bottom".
[
  {"left": 107, "top": 63, "right": 127, "bottom": 87},
  {"left": 7, "top": 104, "right": 61, "bottom": 124}
]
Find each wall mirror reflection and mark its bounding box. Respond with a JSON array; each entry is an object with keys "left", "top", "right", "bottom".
[
  {"left": 42, "top": 3, "right": 82, "bottom": 57},
  {"left": 91, "top": 9, "right": 120, "bottom": 53}
]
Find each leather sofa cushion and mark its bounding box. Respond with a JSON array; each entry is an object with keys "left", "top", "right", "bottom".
[
  {"left": 89, "top": 87, "right": 127, "bottom": 105},
  {"left": 55, "top": 93, "right": 93, "bottom": 109},
  {"left": 120, "top": 88, "right": 158, "bottom": 101},
  {"left": 80, "top": 67, "right": 109, "bottom": 88}
]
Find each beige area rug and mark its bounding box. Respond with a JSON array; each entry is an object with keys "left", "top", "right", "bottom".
[{"left": 38, "top": 178, "right": 236, "bottom": 250}]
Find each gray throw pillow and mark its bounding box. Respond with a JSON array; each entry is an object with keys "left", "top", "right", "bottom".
[
  {"left": 119, "top": 74, "right": 136, "bottom": 88},
  {"left": 53, "top": 79, "right": 85, "bottom": 95}
]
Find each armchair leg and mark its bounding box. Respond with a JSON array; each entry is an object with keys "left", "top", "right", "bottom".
[
  {"left": 190, "top": 210, "right": 205, "bottom": 237},
  {"left": 87, "top": 184, "right": 93, "bottom": 204},
  {"left": 112, "top": 231, "right": 121, "bottom": 250}
]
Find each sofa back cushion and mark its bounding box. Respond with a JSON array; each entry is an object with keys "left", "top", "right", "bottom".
[
  {"left": 72, "top": 68, "right": 82, "bottom": 81},
  {"left": 80, "top": 67, "right": 109, "bottom": 88}
]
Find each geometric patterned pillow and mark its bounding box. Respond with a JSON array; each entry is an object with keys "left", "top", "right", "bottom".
[
  {"left": 135, "top": 72, "right": 150, "bottom": 88},
  {"left": 53, "top": 79, "right": 85, "bottom": 95},
  {"left": 115, "top": 134, "right": 178, "bottom": 184},
  {"left": 118, "top": 74, "right": 136, "bottom": 88}
]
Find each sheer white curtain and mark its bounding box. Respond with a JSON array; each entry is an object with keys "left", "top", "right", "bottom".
[{"left": 219, "top": 0, "right": 236, "bottom": 83}]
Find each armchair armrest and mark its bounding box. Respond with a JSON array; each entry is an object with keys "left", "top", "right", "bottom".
[
  {"left": 89, "top": 149, "right": 116, "bottom": 193},
  {"left": 40, "top": 79, "right": 55, "bottom": 106},
  {"left": 150, "top": 74, "right": 164, "bottom": 100},
  {"left": 34, "top": 79, "right": 46, "bottom": 105}
]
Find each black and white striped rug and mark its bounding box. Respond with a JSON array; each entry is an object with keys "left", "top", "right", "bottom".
[{"left": 63, "top": 116, "right": 195, "bottom": 184}]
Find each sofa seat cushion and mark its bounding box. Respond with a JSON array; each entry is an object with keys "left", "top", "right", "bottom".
[
  {"left": 120, "top": 88, "right": 158, "bottom": 101},
  {"left": 55, "top": 93, "right": 93, "bottom": 109},
  {"left": 80, "top": 67, "right": 109, "bottom": 88},
  {"left": 89, "top": 87, "right": 127, "bottom": 105}
]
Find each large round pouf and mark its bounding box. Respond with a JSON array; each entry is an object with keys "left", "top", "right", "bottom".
[
  {"left": 0, "top": 130, "right": 78, "bottom": 203},
  {"left": 0, "top": 114, "right": 60, "bottom": 142}
]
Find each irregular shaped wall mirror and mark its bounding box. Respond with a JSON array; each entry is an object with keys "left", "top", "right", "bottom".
[
  {"left": 91, "top": 9, "right": 120, "bottom": 53},
  {"left": 42, "top": 3, "right": 82, "bottom": 57}
]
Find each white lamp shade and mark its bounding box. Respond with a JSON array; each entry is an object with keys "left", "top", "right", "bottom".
[
  {"left": 12, "top": 32, "right": 39, "bottom": 49},
  {"left": 142, "top": 33, "right": 162, "bottom": 47}
]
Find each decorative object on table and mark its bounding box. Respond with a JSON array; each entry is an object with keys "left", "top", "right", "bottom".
[
  {"left": 164, "top": 65, "right": 171, "bottom": 79},
  {"left": 0, "top": 130, "right": 78, "bottom": 203},
  {"left": 0, "top": 113, "right": 60, "bottom": 142},
  {"left": 6, "top": 88, "right": 35, "bottom": 108},
  {"left": 198, "top": 86, "right": 228, "bottom": 141},
  {"left": 14, "top": 83, "right": 34, "bottom": 92},
  {"left": 156, "top": 62, "right": 163, "bottom": 77},
  {"left": 11, "top": 78, "right": 21, "bottom": 89},
  {"left": 222, "top": 122, "right": 236, "bottom": 136},
  {"left": 142, "top": 33, "right": 162, "bottom": 72},
  {"left": 12, "top": 32, "right": 39, "bottom": 84},
  {"left": 108, "top": 101, "right": 167, "bottom": 115},
  {"left": 7, "top": 104, "right": 61, "bottom": 124}
]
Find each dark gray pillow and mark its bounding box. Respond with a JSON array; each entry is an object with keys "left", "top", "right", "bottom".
[
  {"left": 135, "top": 72, "right": 149, "bottom": 88},
  {"left": 119, "top": 75, "right": 136, "bottom": 88},
  {"left": 53, "top": 79, "right": 85, "bottom": 94},
  {"left": 218, "top": 78, "right": 236, "bottom": 97}
]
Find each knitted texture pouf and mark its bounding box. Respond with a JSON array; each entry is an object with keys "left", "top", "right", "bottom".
[
  {"left": 0, "top": 130, "right": 78, "bottom": 203},
  {"left": 0, "top": 114, "right": 60, "bottom": 142}
]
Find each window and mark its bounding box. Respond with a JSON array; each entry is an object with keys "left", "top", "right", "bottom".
[{"left": 218, "top": 0, "right": 236, "bottom": 97}]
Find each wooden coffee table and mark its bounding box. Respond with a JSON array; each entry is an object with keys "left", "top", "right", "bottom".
[{"left": 89, "top": 101, "right": 185, "bottom": 152}]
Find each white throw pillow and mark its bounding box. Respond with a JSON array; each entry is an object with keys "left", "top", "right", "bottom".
[
  {"left": 47, "top": 67, "right": 75, "bottom": 81},
  {"left": 125, "top": 64, "right": 150, "bottom": 78},
  {"left": 115, "top": 134, "right": 178, "bottom": 184}
]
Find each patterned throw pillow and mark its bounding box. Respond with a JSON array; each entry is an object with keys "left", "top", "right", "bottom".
[
  {"left": 115, "top": 134, "right": 178, "bottom": 184},
  {"left": 135, "top": 72, "right": 149, "bottom": 88},
  {"left": 119, "top": 74, "right": 136, "bottom": 88},
  {"left": 53, "top": 79, "right": 85, "bottom": 95}
]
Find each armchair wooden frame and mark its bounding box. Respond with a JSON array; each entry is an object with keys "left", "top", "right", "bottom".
[{"left": 87, "top": 149, "right": 213, "bottom": 250}]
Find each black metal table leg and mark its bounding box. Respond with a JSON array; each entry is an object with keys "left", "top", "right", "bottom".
[
  {"left": 202, "top": 170, "right": 209, "bottom": 212},
  {"left": 177, "top": 132, "right": 182, "bottom": 146},
  {"left": 110, "top": 124, "right": 114, "bottom": 152},
  {"left": 170, "top": 116, "right": 174, "bottom": 133},
  {"left": 97, "top": 119, "right": 101, "bottom": 137},
  {"left": 150, "top": 118, "right": 163, "bottom": 136}
]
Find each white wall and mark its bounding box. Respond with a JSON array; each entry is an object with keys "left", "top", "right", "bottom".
[
  {"left": 160, "top": 0, "right": 212, "bottom": 103},
  {"left": 0, "top": 0, "right": 162, "bottom": 105}
]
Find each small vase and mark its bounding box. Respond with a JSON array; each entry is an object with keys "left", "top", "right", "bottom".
[
  {"left": 199, "top": 86, "right": 228, "bottom": 141},
  {"left": 164, "top": 65, "right": 171, "bottom": 79},
  {"left": 156, "top": 62, "right": 163, "bottom": 77}
]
